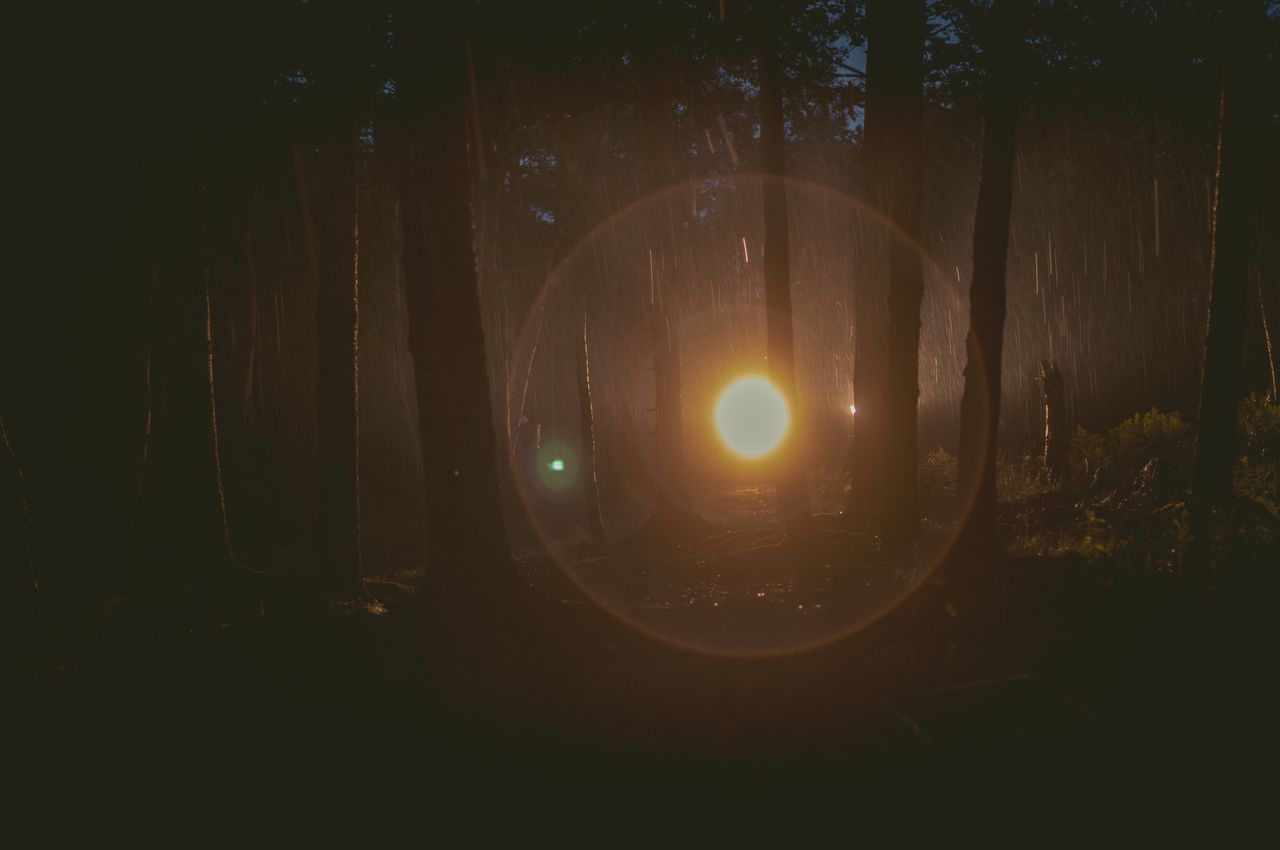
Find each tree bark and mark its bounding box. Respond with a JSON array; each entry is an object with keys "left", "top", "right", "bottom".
[
  {"left": 133, "top": 170, "right": 236, "bottom": 593},
  {"left": 956, "top": 0, "right": 1025, "bottom": 556},
  {"left": 1189, "top": 3, "right": 1266, "bottom": 581},
  {"left": 1040, "top": 359, "right": 1067, "bottom": 485},
  {"left": 649, "top": 308, "right": 696, "bottom": 531},
  {"left": 302, "top": 0, "right": 367, "bottom": 592},
  {"left": 875, "top": 0, "right": 926, "bottom": 549},
  {"left": 1258, "top": 277, "right": 1277, "bottom": 402},
  {"left": 398, "top": 17, "right": 521, "bottom": 605},
  {"left": 1192, "top": 5, "right": 1265, "bottom": 505},
  {"left": 846, "top": 4, "right": 891, "bottom": 527},
  {"left": 757, "top": 9, "right": 810, "bottom": 528},
  {"left": 297, "top": 138, "right": 362, "bottom": 592},
  {"left": 577, "top": 315, "right": 607, "bottom": 545}
]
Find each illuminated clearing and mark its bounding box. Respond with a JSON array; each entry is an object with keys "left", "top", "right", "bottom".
[{"left": 715, "top": 375, "right": 789, "bottom": 458}]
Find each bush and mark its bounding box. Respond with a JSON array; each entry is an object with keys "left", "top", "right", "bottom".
[
  {"left": 920, "top": 446, "right": 957, "bottom": 495},
  {"left": 1069, "top": 426, "right": 1109, "bottom": 486},
  {"left": 997, "top": 451, "right": 1052, "bottom": 502},
  {"left": 1068, "top": 408, "right": 1192, "bottom": 491},
  {"left": 1010, "top": 398, "right": 1280, "bottom": 570},
  {"left": 1109, "top": 408, "right": 1192, "bottom": 469},
  {"left": 1237, "top": 392, "right": 1280, "bottom": 467},
  {"left": 1234, "top": 394, "right": 1280, "bottom": 544}
]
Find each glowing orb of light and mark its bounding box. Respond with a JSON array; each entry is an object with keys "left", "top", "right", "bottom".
[
  {"left": 547, "top": 458, "right": 566, "bottom": 472},
  {"left": 849, "top": 404, "right": 857, "bottom": 415},
  {"left": 715, "top": 375, "right": 790, "bottom": 458}
]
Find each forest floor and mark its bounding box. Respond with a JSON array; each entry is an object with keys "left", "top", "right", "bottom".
[{"left": 11, "top": 483, "right": 1275, "bottom": 786}]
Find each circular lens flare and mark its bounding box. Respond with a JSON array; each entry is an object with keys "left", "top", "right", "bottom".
[{"left": 715, "top": 375, "right": 789, "bottom": 458}]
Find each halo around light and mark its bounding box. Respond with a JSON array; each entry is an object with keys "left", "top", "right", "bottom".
[{"left": 715, "top": 375, "right": 790, "bottom": 458}]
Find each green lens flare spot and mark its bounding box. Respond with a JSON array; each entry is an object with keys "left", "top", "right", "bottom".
[{"left": 534, "top": 439, "right": 578, "bottom": 494}]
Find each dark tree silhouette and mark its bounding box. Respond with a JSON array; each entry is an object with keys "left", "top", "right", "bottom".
[
  {"left": 301, "top": 1, "right": 368, "bottom": 591},
  {"left": 1192, "top": 3, "right": 1266, "bottom": 505},
  {"left": 144, "top": 175, "right": 234, "bottom": 577},
  {"left": 957, "top": 0, "right": 1026, "bottom": 556},
  {"left": 397, "top": 8, "right": 522, "bottom": 605},
  {"left": 757, "top": 6, "right": 810, "bottom": 528},
  {"left": 846, "top": 23, "right": 891, "bottom": 528},
  {"left": 296, "top": 147, "right": 361, "bottom": 591},
  {"left": 874, "top": 0, "right": 926, "bottom": 548},
  {"left": 1190, "top": 2, "right": 1267, "bottom": 579}
]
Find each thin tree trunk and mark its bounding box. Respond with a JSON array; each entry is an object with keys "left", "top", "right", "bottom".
[
  {"left": 956, "top": 0, "right": 1025, "bottom": 557},
  {"left": 649, "top": 307, "right": 697, "bottom": 531},
  {"left": 1258, "top": 276, "right": 1277, "bottom": 402},
  {"left": 578, "top": 315, "right": 607, "bottom": 545},
  {"left": 199, "top": 240, "right": 234, "bottom": 568},
  {"left": 757, "top": 10, "right": 809, "bottom": 528},
  {"left": 877, "top": 0, "right": 926, "bottom": 548},
  {"left": 845, "top": 4, "right": 892, "bottom": 528},
  {"left": 398, "top": 22, "right": 520, "bottom": 605}
]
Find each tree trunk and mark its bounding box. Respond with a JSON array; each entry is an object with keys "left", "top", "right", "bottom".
[
  {"left": 956, "top": 0, "right": 1025, "bottom": 557},
  {"left": 1190, "top": 3, "right": 1265, "bottom": 577},
  {"left": 1258, "top": 277, "right": 1277, "bottom": 402},
  {"left": 845, "top": 6, "right": 891, "bottom": 528},
  {"left": 297, "top": 137, "right": 362, "bottom": 592},
  {"left": 398, "top": 20, "right": 521, "bottom": 606},
  {"left": 876, "top": 0, "right": 926, "bottom": 549},
  {"left": 301, "top": 1, "right": 372, "bottom": 593},
  {"left": 649, "top": 308, "right": 697, "bottom": 532},
  {"left": 144, "top": 174, "right": 234, "bottom": 578},
  {"left": 577, "top": 315, "right": 607, "bottom": 545},
  {"left": 1040, "top": 359, "right": 1067, "bottom": 485},
  {"left": 757, "top": 10, "right": 809, "bottom": 529}
]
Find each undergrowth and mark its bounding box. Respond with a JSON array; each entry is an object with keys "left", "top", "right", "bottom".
[{"left": 984, "top": 394, "right": 1279, "bottom": 572}]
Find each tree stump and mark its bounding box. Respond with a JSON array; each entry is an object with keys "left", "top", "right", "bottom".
[{"left": 1040, "top": 359, "right": 1067, "bottom": 485}]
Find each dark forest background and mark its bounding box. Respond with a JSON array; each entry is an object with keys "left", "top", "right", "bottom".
[{"left": 3, "top": 0, "right": 1277, "bottom": 624}]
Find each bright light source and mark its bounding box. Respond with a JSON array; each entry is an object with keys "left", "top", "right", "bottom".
[
  {"left": 715, "top": 375, "right": 789, "bottom": 458},
  {"left": 849, "top": 404, "right": 857, "bottom": 415},
  {"left": 547, "top": 458, "right": 566, "bottom": 472}
]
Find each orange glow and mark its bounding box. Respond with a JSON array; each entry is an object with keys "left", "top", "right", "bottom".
[{"left": 714, "top": 375, "right": 789, "bottom": 458}]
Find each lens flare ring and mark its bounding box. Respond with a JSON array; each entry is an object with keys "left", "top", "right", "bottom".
[{"left": 506, "top": 173, "right": 977, "bottom": 657}]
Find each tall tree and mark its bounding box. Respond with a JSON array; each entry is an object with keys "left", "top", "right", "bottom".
[
  {"left": 1190, "top": 1, "right": 1266, "bottom": 570},
  {"left": 397, "top": 6, "right": 523, "bottom": 606},
  {"left": 845, "top": 12, "right": 890, "bottom": 529},
  {"left": 757, "top": 4, "right": 810, "bottom": 528},
  {"left": 875, "top": 0, "right": 926, "bottom": 548},
  {"left": 144, "top": 174, "right": 235, "bottom": 578},
  {"left": 956, "top": 0, "right": 1026, "bottom": 556},
  {"left": 304, "top": 0, "right": 367, "bottom": 591}
]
